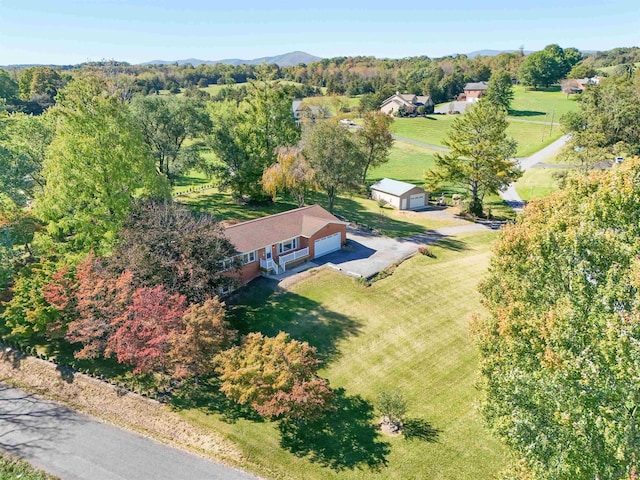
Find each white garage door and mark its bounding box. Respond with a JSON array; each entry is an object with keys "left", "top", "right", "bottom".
[
  {"left": 409, "top": 193, "right": 425, "bottom": 209},
  {"left": 314, "top": 233, "right": 342, "bottom": 258}
]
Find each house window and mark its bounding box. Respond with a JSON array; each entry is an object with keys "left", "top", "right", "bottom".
[
  {"left": 242, "top": 251, "right": 257, "bottom": 264},
  {"left": 278, "top": 238, "right": 298, "bottom": 254},
  {"left": 221, "top": 258, "right": 234, "bottom": 271}
]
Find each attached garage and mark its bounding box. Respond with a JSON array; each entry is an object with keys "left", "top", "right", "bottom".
[
  {"left": 314, "top": 232, "right": 342, "bottom": 258},
  {"left": 370, "top": 178, "right": 428, "bottom": 210}
]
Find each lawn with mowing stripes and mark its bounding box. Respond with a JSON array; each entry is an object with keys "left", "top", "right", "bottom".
[{"left": 179, "top": 231, "right": 508, "bottom": 480}]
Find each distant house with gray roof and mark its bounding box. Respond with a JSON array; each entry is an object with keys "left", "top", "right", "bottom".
[
  {"left": 292, "top": 99, "right": 329, "bottom": 123},
  {"left": 380, "top": 93, "right": 434, "bottom": 116},
  {"left": 370, "top": 178, "right": 427, "bottom": 210}
]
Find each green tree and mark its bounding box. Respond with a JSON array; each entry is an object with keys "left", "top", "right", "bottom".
[
  {"left": 242, "top": 68, "right": 300, "bottom": 198},
  {"left": 564, "top": 74, "right": 640, "bottom": 157},
  {"left": 2, "top": 112, "right": 55, "bottom": 199},
  {"left": 131, "top": 95, "right": 212, "bottom": 182},
  {"left": 36, "top": 77, "right": 169, "bottom": 254},
  {"left": 262, "top": 146, "right": 315, "bottom": 207},
  {"left": 518, "top": 45, "right": 576, "bottom": 88},
  {"left": 485, "top": 70, "right": 514, "bottom": 111},
  {"left": 303, "top": 120, "right": 365, "bottom": 212},
  {"left": 357, "top": 111, "right": 394, "bottom": 183},
  {"left": 473, "top": 159, "right": 640, "bottom": 480},
  {"left": 427, "top": 99, "right": 519, "bottom": 217},
  {"left": 18, "top": 66, "right": 64, "bottom": 104},
  {"left": 0, "top": 69, "right": 18, "bottom": 101}
]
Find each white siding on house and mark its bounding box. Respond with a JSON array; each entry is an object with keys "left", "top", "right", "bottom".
[{"left": 371, "top": 190, "right": 401, "bottom": 209}]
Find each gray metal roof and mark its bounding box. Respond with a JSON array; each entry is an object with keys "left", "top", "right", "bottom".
[
  {"left": 464, "top": 81, "right": 489, "bottom": 91},
  {"left": 370, "top": 178, "right": 424, "bottom": 196}
]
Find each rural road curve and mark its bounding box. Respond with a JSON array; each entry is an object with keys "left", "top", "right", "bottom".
[
  {"left": 500, "top": 134, "right": 570, "bottom": 211},
  {"left": 0, "top": 383, "right": 256, "bottom": 480}
]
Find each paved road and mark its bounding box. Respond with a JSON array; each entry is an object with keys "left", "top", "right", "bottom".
[
  {"left": 0, "top": 383, "right": 256, "bottom": 480},
  {"left": 500, "top": 134, "right": 570, "bottom": 211}
]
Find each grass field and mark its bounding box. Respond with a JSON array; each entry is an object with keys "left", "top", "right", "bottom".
[
  {"left": 507, "top": 85, "right": 579, "bottom": 121},
  {"left": 390, "top": 115, "right": 562, "bottom": 157},
  {"left": 179, "top": 230, "right": 507, "bottom": 480},
  {"left": 302, "top": 95, "right": 361, "bottom": 115},
  {"left": 515, "top": 167, "right": 567, "bottom": 202},
  {"left": 368, "top": 141, "right": 437, "bottom": 184},
  {"left": 597, "top": 62, "right": 640, "bottom": 76}
]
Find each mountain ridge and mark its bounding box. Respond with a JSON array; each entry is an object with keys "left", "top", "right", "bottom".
[{"left": 141, "top": 51, "right": 322, "bottom": 67}]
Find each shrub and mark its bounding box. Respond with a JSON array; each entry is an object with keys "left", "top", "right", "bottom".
[
  {"left": 418, "top": 246, "right": 436, "bottom": 258},
  {"left": 377, "top": 390, "right": 407, "bottom": 424}
]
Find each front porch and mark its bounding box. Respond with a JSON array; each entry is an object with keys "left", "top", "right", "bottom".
[{"left": 259, "top": 247, "right": 310, "bottom": 275}]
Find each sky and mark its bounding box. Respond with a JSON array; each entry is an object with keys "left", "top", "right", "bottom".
[{"left": 0, "top": 0, "right": 639, "bottom": 65}]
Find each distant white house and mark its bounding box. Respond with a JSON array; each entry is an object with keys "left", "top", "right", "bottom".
[{"left": 370, "top": 178, "right": 427, "bottom": 210}]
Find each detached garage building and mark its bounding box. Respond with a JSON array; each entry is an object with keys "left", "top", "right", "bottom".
[
  {"left": 370, "top": 178, "right": 427, "bottom": 210},
  {"left": 224, "top": 204, "right": 347, "bottom": 283}
]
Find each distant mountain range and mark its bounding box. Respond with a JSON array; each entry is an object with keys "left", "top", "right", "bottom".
[
  {"left": 141, "top": 51, "right": 322, "bottom": 67},
  {"left": 464, "top": 48, "right": 597, "bottom": 58}
]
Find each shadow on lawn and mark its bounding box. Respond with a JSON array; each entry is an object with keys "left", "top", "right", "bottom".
[
  {"left": 402, "top": 418, "right": 441, "bottom": 442},
  {"left": 228, "top": 278, "right": 361, "bottom": 363},
  {"left": 508, "top": 109, "right": 546, "bottom": 117},
  {"left": 278, "top": 389, "right": 390, "bottom": 471}
]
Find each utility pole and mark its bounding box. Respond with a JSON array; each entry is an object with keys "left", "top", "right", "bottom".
[{"left": 549, "top": 109, "right": 555, "bottom": 137}]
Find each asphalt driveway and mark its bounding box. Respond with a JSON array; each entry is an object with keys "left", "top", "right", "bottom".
[{"left": 314, "top": 223, "right": 490, "bottom": 278}]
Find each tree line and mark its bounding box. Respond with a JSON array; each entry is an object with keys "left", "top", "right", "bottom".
[{"left": 1, "top": 45, "right": 637, "bottom": 116}]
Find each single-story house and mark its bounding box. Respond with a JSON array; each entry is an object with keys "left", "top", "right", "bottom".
[
  {"left": 224, "top": 204, "right": 347, "bottom": 284},
  {"left": 380, "top": 93, "right": 434, "bottom": 116},
  {"left": 292, "top": 99, "right": 329, "bottom": 123},
  {"left": 370, "top": 178, "right": 427, "bottom": 210},
  {"left": 560, "top": 76, "right": 603, "bottom": 95},
  {"left": 459, "top": 82, "right": 489, "bottom": 102}
]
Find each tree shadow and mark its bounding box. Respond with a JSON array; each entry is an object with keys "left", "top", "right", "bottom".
[
  {"left": 55, "top": 364, "right": 75, "bottom": 384},
  {"left": 507, "top": 109, "right": 546, "bottom": 117},
  {"left": 402, "top": 418, "right": 441, "bottom": 442},
  {"left": 278, "top": 389, "right": 390, "bottom": 471},
  {"left": 169, "top": 378, "right": 264, "bottom": 423},
  {"left": 0, "top": 382, "right": 82, "bottom": 455},
  {"left": 227, "top": 279, "right": 362, "bottom": 363},
  {"left": 397, "top": 232, "right": 468, "bottom": 252}
]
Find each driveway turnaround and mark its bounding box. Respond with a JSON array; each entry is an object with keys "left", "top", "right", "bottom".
[{"left": 0, "top": 383, "right": 256, "bottom": 480}]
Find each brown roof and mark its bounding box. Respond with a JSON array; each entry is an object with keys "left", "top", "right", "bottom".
[
  {"left": 224, "top": 204, "right": 345, "bottom": 253},
  {"left": 464, "top": 81, "right": 489, "bottom": 91}
]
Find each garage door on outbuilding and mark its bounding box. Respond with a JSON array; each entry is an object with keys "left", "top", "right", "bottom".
[
  {"left": 314, "top": 232, "right": 342, "bottom": 258},
  {"left": 370, "top": 178, "right": 428, "bottom": 210}
]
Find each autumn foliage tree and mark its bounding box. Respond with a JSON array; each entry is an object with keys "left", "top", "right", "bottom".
[
  {"left": 108, "top": 285, "right": 187, "bottom": 374},
  {"left": 262, "top": 146, "right": 315, "bottom": 207},
  {"left": 473, "top": 159, "right": 640, "bottom": 479},
  {"left": 168, "top": 298, "right": 236, "bottom": 383},
  {"left": 215, "top": 332, "right": 334, "bottom": 420}
]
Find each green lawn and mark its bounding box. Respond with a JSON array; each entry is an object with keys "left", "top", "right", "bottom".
[
  {"left": 178, "top": 230, "right": 508, "bottom": 480},
  {"left": 597, "top": 62, "right": 640, "bottom": 76},
  {"left": 390, "top": 114, "right": 562, "bottom": 157},
  {"left": 303, "top": 95, "right": 362, "bottom": 115},
  {"left": 508, "top": 85, "right": 579, "bottom": 121},
  {"left": 369, "top": 141, "right": 437, "bottom": 184},
  {"left": 515, "top": 167, "right": 567, "bottom": 202},
  {"left": 172, "top": 170, "right": 213, "bottom": 194}
]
